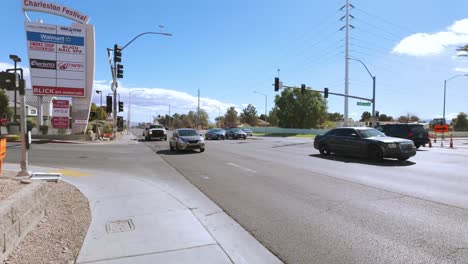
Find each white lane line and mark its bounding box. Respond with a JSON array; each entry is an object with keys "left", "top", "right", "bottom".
[{"left": 225, "top": 162, "right": 257, "bottom": 173}]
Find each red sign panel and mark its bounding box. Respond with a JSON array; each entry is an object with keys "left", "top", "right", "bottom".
[
  {"left": 52, "top": 117, "right": 69, "bottom": 129},
  {"left": 34, "top": 86, "right": 85, "bottom": 96},
  {"left": 52, "top": 100, "right": 70, "bottom": 129},
  {"left": 434, "top": 124, "right": 449, "bottom": 133}
]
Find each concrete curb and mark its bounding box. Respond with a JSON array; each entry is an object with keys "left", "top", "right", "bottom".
[{"left": 0, "top": 180, "right": 48, "bottom": 262}]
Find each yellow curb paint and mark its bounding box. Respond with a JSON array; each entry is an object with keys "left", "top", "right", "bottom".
[{"left": 51, "top": 169, "right": 91, "bottom": 177}]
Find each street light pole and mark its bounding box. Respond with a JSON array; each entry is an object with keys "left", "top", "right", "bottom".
[
  {"left": 110, "top": 30, "right": 172, "bottom": 136},
  {"left": 442, "top": 74, "right": 468, "bottom": 142},
  {"left": 443, "top": 74, "right": 468, "bottom": 124},
  {"left": 253, "top": 91, "right": 267, "bottom": 133},
  {"left": 348, "top": 58, "right": 376, "bottom": 127}
]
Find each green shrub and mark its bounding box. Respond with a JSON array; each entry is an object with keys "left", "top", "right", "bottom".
[
  {"left": 39, "top": 125, "right": 49, "bottom": 135},
  {"left": 103, "top": 123, "right": 113, "bottom": 134},
  {"left": 5, "top": 134, "right": 20, "bottom": 142}
]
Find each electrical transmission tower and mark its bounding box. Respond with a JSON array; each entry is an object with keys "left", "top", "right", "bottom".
[{"left": 340, "top": 0, "right": 354, "bottom": 126}]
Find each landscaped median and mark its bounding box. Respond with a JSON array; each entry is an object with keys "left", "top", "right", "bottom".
[
  {"left": 253, "top": 132, "right": 316, "bottom": 138},
  {"left": 0, "top": 177, "right": 48, "bottom": 263}
]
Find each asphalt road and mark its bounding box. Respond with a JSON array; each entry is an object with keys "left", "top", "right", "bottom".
[
  {"left": 5, "top": 131, "right": 468, "bottom": 264},
  {"left": 138, "top": 129, "right": 468, "bottom": 264}
]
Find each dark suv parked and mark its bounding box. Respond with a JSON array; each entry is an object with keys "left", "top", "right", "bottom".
[{"left": 376, "top": 123, "right": 429, "bottom": 148}]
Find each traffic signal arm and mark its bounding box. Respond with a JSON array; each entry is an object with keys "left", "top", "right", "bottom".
[{"left": 281, "top": 84, "right": 373, "bottom": 102}]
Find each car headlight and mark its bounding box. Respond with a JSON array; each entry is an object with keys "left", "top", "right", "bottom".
[
  {"left": 199, "top": 138, "right": 205, "bottom": 143},
  {"left": 177, "top": 138, "right": 186, "bottom": 144},
  {"left": 386, "top": 143, "right": 397, "bottom": 149}
]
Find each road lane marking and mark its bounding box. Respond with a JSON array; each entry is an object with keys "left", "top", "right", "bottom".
[
  {"left": 225, "top": 162, "right": 257, "bottom": 173},
  {"left": 50, "top": 169, "right": 91, "bottom": 177}
]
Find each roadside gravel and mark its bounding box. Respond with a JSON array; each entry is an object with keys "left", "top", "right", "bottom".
[
  {"left": 0, "top": 171, "right": 25, "bottom": 201},
  {"left": 1, "top": 174, "right": 91, "bottom": 264}
]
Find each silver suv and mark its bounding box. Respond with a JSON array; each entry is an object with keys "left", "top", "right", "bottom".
[{"left": 169, "top": 128, "right": 205, "bottom": 153}]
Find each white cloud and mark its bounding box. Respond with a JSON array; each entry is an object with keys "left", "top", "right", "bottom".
[
  {"left": 93, "top": 82, "right": 236, "bottom": 123},
  {"left": 392, "top": 18, "right": 468, "bottom": 56},
  {"left": 1, "top": 61, "right": 235, "bottom": 123},
  {"left": 454, "top": 67, "right": 468, "bottom": 73}
]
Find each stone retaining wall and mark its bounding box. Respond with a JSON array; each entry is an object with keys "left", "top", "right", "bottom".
[{"left": 0, "top": 181, "right": 48, "bottom": 262}]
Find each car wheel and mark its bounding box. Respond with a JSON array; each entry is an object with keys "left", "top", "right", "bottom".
[
  {"left": 398, "top": 157, "right": 409, "bottom": 161},
  {"left": 170, "top": 143, "right": 175, "bottom": 151},
  {"left": 415, "top": 144, "right": 420, "bottom": 149},
  {"left": 200, "top": 148, "right": 205, "bottom": 153},
  {"left": 164, "top": 137, "right": 167, "bottom": 141},
  {"left": 369, "top": 146, "right": 383, "bottom": 161},
  {"left": 319, "top": 144, "right": 331, "bottom": 156}
]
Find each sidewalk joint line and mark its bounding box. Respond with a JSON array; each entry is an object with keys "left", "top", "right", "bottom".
[{"left": 76, "top": 243, "right": 219, "bottom": 264}]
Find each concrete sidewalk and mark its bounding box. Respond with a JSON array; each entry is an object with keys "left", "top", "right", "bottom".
[{"left": 3, "top": 134, "right": 282, "bottom": 264}]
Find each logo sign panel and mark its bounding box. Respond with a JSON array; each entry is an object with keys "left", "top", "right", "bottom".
[
  {"left": 26, "top": 21, "right": 86, "bottom": 97},
  {"left": 22, "top": 0, "right": 90, "bottom": 24},
  {"left": 30, "top": 59, "right": 56, "bottom": 70},
  {"left": 52, "top": 100, "right": 70, "bottom": 129}
]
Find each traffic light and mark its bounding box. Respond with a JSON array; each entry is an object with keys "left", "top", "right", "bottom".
[
  {"left": 274, "top": 77, "right": 280, "bottom": 91},
  {"left": 116, "top": 64, "right": 124, "bottom": 79},
  {"left": 324, "top": 87, "right": 329, "bottom": 98},
  {"left": 118, "top": 101, "right": 124, "bottom": 112},
  {"left": 0, "top": 72, "right": 18, "bottom": 90},
  {"left": 117, "top": 116, "right": 124, "bottom": 129},
  {"left": 18, "top": 79, "right": 25, "bottom": 95},
  {"left": 113, "top": 44, "right": 122, "bottom": 63},
  {"left": 301, "top": 84, "right": 306, "bottom": 95},
  {"left": 106, "top": 96, "right": 112, "bottom": 113}
]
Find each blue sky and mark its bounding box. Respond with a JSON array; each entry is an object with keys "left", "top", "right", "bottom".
[{"left": 2, "top": 0, "right": 468, "bottom": 123}]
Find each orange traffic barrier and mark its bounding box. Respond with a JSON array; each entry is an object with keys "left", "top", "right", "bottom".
[
  {"left": 428, "top": 133, "right": 432, "bottom": 148},
  {"left": 0, "top": 138, "right": 6, "bottom": 174},
  {"left": 450, "top": 133, "right": 453, "bottom": 148}
]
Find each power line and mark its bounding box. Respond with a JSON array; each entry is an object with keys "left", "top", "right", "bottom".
[{"left": 353, "top": 7, "right": 416, "bottom": 36}]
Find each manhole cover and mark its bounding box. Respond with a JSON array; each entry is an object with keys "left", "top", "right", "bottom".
[{"left": 106, "top": 219, "right": 135, "bottom": 233}]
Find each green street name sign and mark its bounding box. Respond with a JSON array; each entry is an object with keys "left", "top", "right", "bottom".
[{"left": 357, "top": 102, "right": 371, "bottom": 106}]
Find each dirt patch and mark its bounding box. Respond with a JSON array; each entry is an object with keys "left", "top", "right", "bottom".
[{"left": 2, "top": 179, "right": 91, "bottom": 264}]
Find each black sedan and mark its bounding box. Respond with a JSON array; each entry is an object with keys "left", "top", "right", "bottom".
[
  {"left": 205, "top": 128, "right": 226, "bottom": 140},
  {"left": 225, "top": 128, "right": 247, "bottom": 140},
  {"left": 314, "top": 127, "right": 416, "bottom": 161}
]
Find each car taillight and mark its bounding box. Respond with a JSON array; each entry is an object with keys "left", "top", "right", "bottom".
[{"left": 408, "top": 131, "right": 414, "bottom": 138}]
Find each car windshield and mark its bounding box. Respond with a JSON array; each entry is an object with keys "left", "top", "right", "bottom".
[
  {"left": 409, "top": 125, "right": 426, "bottom": 133},
  {"left": 357, "top": 129, "right": 386, "bottom": 138},
  {"left": 149, "top": 125, "right": 164, "bottom": 129},
  {"left": 178, "top": 130, "right": 199, "bottom": 136},
  {"left": 210, "top": 128, "right": 224, "bottom": 132}
]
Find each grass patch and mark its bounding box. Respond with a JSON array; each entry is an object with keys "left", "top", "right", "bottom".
[
  {"left": 2, "top": 134, "right": 21, "bottom": 142},
  {"left": 253, "top": 132, "right": 315, "bottom": 138}
]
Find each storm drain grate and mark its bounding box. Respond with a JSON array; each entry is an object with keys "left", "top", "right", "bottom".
[{"left": 106, "top": 219, "right": 135, "bottom": 233}]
